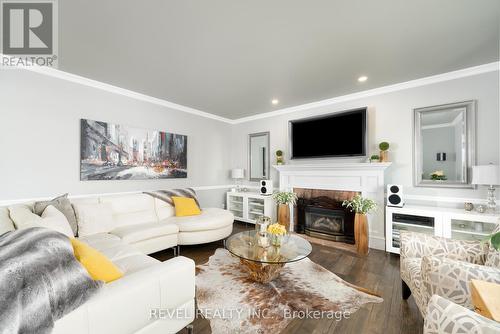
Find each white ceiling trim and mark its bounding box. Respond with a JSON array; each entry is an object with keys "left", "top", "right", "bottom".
[
  {"left": 2, "top": 54, "right": 498, "bottom": 125},
  {"left": 232, "top": 62, "right": 500, "bottom": 124}
]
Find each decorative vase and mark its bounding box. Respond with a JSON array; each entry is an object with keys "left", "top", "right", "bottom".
[
  {"left": 379, "top": 150, "right": 388, "bottom": 162},
  {"left": 270, "top": 234, "right": 284, "bottom": 247},
  {"left": 276, "top": 155, "right": 284, "bottom": 165},
  {"left": 277, "top": 204, "right": 290, "bottom": 231},
  {"left": 255, "top": 216, "right": 272, "bottom": 236},
  {"left": 354, "top": 213, "right": 369, "bottom": 256}
]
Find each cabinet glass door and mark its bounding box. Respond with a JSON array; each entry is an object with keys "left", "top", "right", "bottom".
[
  {"left": 228, "top": 195, "right": 244, "bottom": 219},
  {"left": 248, "top": 198, "right": 265, "bottom": 222},
  {"left": 450, "top": 219, "right": 496, "bottom": 241}
]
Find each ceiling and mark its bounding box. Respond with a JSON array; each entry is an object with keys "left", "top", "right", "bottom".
[{"left": 58, "top": 0, "right": 500, "bottom": 120}]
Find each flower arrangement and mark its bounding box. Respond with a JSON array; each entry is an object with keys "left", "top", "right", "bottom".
[
  {"left": 342, "top": 195, "right": 377, "bottom": 214},
  {"left": 272, "top": 191, "right": 298, "bottom": 206},
  {"left": 430, "top": 170, "right": 447, "bottom": 181},
  {"left": 267, "top": 223, "right": 287, "bottom": 236},
  {"left": 267, "top": 223, "right": 287, "bottom": 246},
  {"left": 370, "top": 154, "right": 380, "bottom": 162}
]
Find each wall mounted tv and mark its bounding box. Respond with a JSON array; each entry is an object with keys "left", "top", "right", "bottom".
[{"left": 289, "top": 108, "right": 367, "bottom": 159}]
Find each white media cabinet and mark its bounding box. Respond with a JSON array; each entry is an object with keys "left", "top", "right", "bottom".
[
  {"left": 226, "top": 191, "right": 276, "bottom": 224},
  {"left": 386, "top": 205, "right": 500, "bottom": 254}
]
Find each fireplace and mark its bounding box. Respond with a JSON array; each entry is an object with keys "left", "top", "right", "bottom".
[{"left": 294, "top": 189, "right": 357, "bottom": 244}]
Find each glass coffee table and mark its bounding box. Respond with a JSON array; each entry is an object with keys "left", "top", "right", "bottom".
[{"left": 225, "top": 230, "right": 312, "bottom": 283}]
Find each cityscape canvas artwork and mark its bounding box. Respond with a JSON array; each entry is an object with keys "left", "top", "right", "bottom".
[{"left": 80, "top": 119, "right": 187, "bottom": 180}]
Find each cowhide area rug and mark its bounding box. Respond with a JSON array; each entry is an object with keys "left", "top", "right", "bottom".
[{"left": 196, "top": 249, "right": 382, "bottom": 334}]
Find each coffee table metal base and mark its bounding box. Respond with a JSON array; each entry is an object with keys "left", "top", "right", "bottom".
[{"left": 240, "top": 258, "right": 285, "bottom": 283}]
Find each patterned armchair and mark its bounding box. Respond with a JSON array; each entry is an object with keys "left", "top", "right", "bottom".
[
  {"left": 424, "top": 295, "right": 500, "bottom": 334},
  {"left": 399, "top": 228, "right": 500, "bottom": 317}
]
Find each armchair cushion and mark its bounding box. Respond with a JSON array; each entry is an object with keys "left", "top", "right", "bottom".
[
  {"left": 421, "top": 255, "right": 500, "bottom": 310},
  {"left": 400, "top": 232, "right": 488, "bottom": 265},
  {"left": 400, "top": 231, "right": 495, "bottom": 317},
  {"left": 424, "top": 295, "right": 500, "bottom": 334}
]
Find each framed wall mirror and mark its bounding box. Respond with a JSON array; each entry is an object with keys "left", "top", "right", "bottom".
[
  {"left": 249, "top": 132, "right": 270, "bottom": 181},
  {"left": 413, "top": 100, "right": 476, "bottom": 188}
]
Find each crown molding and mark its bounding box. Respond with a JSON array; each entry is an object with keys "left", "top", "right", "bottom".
[
  {"left": 232, "top": 61, "right": 500, "bottom": 124},
  {"left": 1, "top": 54, "right": 234, "bottom": 124},
  {"left": 3, "top": 54, "right": 498, "bottom": 125}
]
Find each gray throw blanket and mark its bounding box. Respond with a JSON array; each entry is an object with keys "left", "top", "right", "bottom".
[
  {"left": 144, "top": 187, "right": 200, "bottom": 207},
  {"left": 0, "top": 228, "right": 103, "bottom": 334}
]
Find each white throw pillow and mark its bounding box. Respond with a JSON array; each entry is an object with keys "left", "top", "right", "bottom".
[
  {"left": 40, "top": 205, "right": 74, "bottom": 237},
  {"left": 9, "top": 203, "right": 42, "bottom": 229},
  {"left": 74, "top": 203, "right": 115, "bottom": 237}
]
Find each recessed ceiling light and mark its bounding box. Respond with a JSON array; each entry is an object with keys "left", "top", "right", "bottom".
[
  {"left": 358, "top": 76, "right": 368, "bottom": 82},
  {"left": 271, "top": 99, "right": 279, "bottom": 105}
]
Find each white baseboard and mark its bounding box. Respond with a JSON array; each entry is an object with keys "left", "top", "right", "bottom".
[{"left": 369, "top": 236, "right": 386, "bottom": 251}]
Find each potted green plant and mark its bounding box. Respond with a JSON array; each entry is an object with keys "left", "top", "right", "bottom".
[
  {"left": 276, "top": 150, "right": 284, "bottom": 165},
  {"left": 430, "top": 170, "right": 447, "bottom": 181},
  {"left": 272, "top": 191, "right": 298, "bottom": 230},
  {"left": 342, "top": 195, "right": 377, "bottom": 255},
  {"left": 487, "top": 231, "right": 500, "bottom": 250},
  {"left": 370, "top": 154, "right": 380, "bottom": 163},
  {"left": 379, "top": 142, "right": 390, "bottom": 162}
]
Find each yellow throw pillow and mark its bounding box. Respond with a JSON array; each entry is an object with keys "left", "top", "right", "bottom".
[
  {"left": 172, "top": 196, "right": 201, "bottom": 217},
  {"left": 71, "top": 238, "right": 123, "bottom": 283}
]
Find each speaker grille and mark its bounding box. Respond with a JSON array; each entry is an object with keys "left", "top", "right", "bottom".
[
  {"left": 261, "top": 187, "right": 267, "bottom": 194},
  {"left": 390, "top": 185, "right": 400, "bottom": 194},
  {"left": 388, "top": 194, "right": 401, "bottom": 205}
]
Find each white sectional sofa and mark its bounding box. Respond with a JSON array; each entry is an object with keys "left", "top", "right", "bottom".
[
  {"left": 72, "top": 192, "right": 234, "bottom": 254},
  {"left": 0, "top": 191, "right": 235, "bottom": 334}
]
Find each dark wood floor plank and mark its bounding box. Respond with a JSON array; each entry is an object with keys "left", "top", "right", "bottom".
[{"left": 151, "top": 222, "right": 423, "bottom": 334}]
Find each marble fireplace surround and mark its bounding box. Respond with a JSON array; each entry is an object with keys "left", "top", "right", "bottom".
[{"left": 273, "top": 162, "right": 392, "bottom": 250}]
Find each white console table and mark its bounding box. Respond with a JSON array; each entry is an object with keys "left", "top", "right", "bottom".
[
  {"left": 226, "top": 191, "right": 276, "bottom": 224},
  {"left": 386, "top": 205, "right": 500, "bottom": 254}
]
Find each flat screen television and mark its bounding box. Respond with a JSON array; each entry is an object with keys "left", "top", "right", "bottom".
[{"left": 289, "top": 108, "right": 367, "bottom": 159}]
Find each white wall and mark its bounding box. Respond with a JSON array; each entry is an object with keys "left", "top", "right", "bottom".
[
  {"left": 1, "top": 69, "right": 498, "bottom": 209},
  {"left": 0, "top": 70, "right": 232, "bottom": 208},
  {"left": 230, "top": 71, "right": 500, "bottom": 205}
]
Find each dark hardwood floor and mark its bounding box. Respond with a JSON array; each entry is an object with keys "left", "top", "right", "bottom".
[{"left": 152, "top": 222, "right": 423, "bottom": 334}]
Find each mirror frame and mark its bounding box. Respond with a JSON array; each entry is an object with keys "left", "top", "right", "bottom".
[
  {"left": 413, "top": 100, "right": 476, "bottom": 189},
  {"left": 248, "top": 131, "right": 270, "bottom": 182}
]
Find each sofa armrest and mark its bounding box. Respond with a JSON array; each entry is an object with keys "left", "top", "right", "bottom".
[
  {"left": 424, "top": 295, "right": 500, "bottom": 334},
  {"left": 54, "top": 256, "right": 195, "bottom": 334},
  {"left": 400, "top": 231, "right": 488, "bottom": 264},
  {"left": 421, "top": 255, "right": 500, "bottom": 310}
]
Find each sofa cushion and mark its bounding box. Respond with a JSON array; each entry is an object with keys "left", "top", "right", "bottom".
[
  {"left": 71, "top": 238, "right": 124, "bottom": 283},
  {"left": 40, "top": 205, "right": 74, "bottom": 238},
  {"left": 9, "top": 203, "right": 73, "bottom": 238},
  {"left": 74, "top": 203, "right": 116, "bottom": 237},
  {"left": 8, "top": 203, "right": 40, "bottom": 229},
  {"left": 0, "top": 207, "right": 15, "bottom": 236},
  {"left": 167, "top": 208, "right": 234, "bottom": 232},
  {"left": 172, "top": 196, "right": 201, "bottom": 217},
  {"left": 113, "top": 254, "right": 160, "bottom": 275},
  {"left": 78, "top": 233, "right": 122, "bottom": 250},
  {"left": 110, "top": 222, "right": 179, "bottom": 244},
  {"left": 154, "top": 198, "right": 175, "bottom": 221},
  {"left": 100, "top": 194, "right": 158, "bottom": 228},
  {"left": 34, "top": 193, "right": 78, "bottom": 236}
]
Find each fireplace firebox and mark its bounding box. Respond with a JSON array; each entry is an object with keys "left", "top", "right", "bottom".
[{"left": 296, "top": 196, "right": 355, "bottom": 243}]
